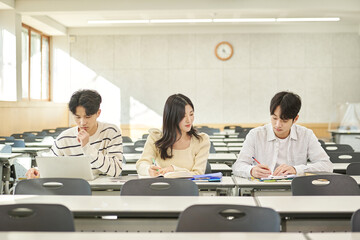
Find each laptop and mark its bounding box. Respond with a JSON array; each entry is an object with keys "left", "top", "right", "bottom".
[{"left": 36, "top": 156, "right": 98, "bottom": 181}]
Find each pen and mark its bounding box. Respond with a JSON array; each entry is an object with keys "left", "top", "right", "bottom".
[
  {"left": 152, "top": 158, "right": 159, "bottom": 171},
  {"left": 252, "top": 157, "right": 261, "bottom": 165}
]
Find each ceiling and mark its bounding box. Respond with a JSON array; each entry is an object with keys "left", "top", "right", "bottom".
[{"left": 1, "top": 0, "right": 360, "bottom": 35}]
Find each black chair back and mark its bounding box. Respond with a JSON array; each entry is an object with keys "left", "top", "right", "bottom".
[
  {"left": 122, "top": 136, "right": 133, "bottom": 143},
  {"left": 291, "top": 174, "right": 360, "bottom": 196},
  {"left": 323, "top": 144, "right": 354, "bottom": 153},
  {"left": 15, "top": 178, "right": 92, "bottom": 195},
  {"left": 347, "top": 163, "right": 360, "bottom": 175},
  {"left": 176, "top": 204, "right": 280, "bottom": 232},
  {"left": 0, "top": 203, "right": 75, "bottom": 231},
  {"left": 120, "top": 178, "right": 199, "bottom": 196},
  {"left": 328, "top": 152, "right": 360, "bottom": 163},
  {"left": 351, "top": 209, "right": 360, "bottom": 232}
]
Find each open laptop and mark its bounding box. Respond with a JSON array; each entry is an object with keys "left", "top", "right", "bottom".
[{"left": 36, "top": 156, "right": 98, "bottom": 181}]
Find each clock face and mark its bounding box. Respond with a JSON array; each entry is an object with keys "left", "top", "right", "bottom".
[{"left": 215, "top": 41, "right": 233, "bottom": 61}]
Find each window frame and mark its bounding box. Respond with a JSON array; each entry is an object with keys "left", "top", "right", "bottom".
[{"left": 22, "top": 23, "right": 51, "bottom": 101}]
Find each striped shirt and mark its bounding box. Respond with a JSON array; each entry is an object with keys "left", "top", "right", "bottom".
[{"left": 51, "top": 122, "right": 123, "bottom": 177}]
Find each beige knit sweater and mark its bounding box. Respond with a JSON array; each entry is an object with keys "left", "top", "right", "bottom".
[{"left": 136, "top": 128, "right": 210, "bottom": 176}]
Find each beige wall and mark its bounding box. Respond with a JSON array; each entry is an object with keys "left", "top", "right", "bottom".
[{"left": 0, "top": 101, "right": 69, "bottom": 136}]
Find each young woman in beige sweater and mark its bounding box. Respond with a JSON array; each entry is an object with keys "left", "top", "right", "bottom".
[{"left": 136, "top": 94, "right": 210, "bottom": 177}]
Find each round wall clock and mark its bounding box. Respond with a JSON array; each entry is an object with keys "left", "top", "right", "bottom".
[{"left": 215, "top": 41, "right": 233, "bottom": 61}]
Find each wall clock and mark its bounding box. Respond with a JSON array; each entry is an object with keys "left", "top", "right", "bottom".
[{"left": 215, "top": 41, "right": 233, "bottom": 61}]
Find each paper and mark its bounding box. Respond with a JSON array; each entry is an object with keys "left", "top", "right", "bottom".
[
  {"left": 260, "top": 174, "right": 297, "bottom": 181},
  {"left": 161, "top": 171, "right": 193, "bottom": 179}
]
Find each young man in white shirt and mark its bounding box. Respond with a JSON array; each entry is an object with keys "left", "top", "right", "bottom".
[{"left": 232, "top": 91, "right": 333, "bottom": 178}]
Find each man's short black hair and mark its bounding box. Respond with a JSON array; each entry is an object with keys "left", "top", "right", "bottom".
[
  {"left": 68, "top": 89, "right": 102, "bottom": 116},
  {"left": 270, "top": 91, "right": 301, "bottom": 120}
]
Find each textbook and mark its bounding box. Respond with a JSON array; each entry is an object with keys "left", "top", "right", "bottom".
[
  {"left": 260, "top": 174, "right": 297, "bottom": 181},
  {"left": 159, "top": 171, "right": 194, "bottom": 179},
  {"left": 191, "top": 172, "right": 223, "bottom": 182}
]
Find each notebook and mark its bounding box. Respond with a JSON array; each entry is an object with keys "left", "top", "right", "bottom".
[{"left": 36, "top": 156, "right": 97, "bottom": 181}]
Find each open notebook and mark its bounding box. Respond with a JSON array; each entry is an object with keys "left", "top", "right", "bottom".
[{"left": 260, "top": 174, "right": 297, "bottom": 181}]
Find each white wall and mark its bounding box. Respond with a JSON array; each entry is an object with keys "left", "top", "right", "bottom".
[
  {"left": 0, "top": 10, "right": 17, "bottom": 101},
  {"left": 52, "top": 30, "right": 360, "bottom": 126}
]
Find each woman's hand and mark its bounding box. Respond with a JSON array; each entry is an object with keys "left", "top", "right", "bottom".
[
  {"left": 159, "top": 165, "right": 174, "bottom": 175},
  {"left": 149, "top": 165, "right": 161, "bottom": 177}
]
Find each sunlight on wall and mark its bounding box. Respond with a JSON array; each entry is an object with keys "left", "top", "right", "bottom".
[
  {"left": 54, "top": 52, "right": 121, "bottom": 126},
  {"left": 130, "top": 96, "right": 162, "bottom": 126},
  {"left": 52, "top": 48, "right": 71, "bottom": 103},
  {"left": 0, "top": 29, "right": 16, "bottom": 101}
]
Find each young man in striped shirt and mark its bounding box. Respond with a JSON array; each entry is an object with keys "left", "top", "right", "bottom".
[{"left": 26, "top": 89, "right": 123, "bottom": 178}]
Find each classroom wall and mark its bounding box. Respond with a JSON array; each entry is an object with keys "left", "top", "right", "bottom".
[{"left": 52, "top": 31, "right": 360, "bottom": 136}]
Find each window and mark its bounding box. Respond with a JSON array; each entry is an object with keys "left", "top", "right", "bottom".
[{"left": 22, "top": 24, "right": 50, "bottom": 101}]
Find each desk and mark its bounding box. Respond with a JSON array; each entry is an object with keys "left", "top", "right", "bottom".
[
  {"left": 0, "top": 195, "right": 256, "bottom": 232},
  {"left": 212, "top": 142, "right": 227, "bottom": 147},
  {"left": 329, "top": 130, "right": 360, "bottom": 151},
  {"left": 25, "top": 142, "right": 53, "bottom": 148},
  {"left": 0, "top": 153, "right": 22, "bottom": 194},
  {"left": 257, "top": 196, "right": 360, "bottom": 232},
  {"left": 0, "top": 232, "right": 308, "bottom": 240},
  {"left": 224, "top": 138, "right": 244, "bottom": 143},
  {"left": 89, "top": 176, "right": 236, "bottom": 196},
  {"left": 233, "top": 175, "right": 360, "bottom": 196},
  {"left": 208, "top": 153, "right": 237, "bottom": 164},
  {"left": 333, "top": 162, "right": 350, "bottom": 174},
  {"left": 308, "top": 232, "right": 360, "bottom": 240},
  {"left": 122, "top": 163, "right": 232, "bottom": 176}
]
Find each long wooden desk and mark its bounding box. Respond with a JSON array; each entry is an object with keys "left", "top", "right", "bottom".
[
  {"left": 89, "top": 175, "right": 236, "bottom": 196},
  {"left": 0, "top": 195, "right": 255, "bottom": 232},
  {"left": 0, "top": 232, "right": 308, "bottom": 240},
  {"left": 257, "top": 196, "right": 360, "bottom": 232}
]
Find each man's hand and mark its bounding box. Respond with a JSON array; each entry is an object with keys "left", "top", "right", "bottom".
[
  {"left": 25, "top": 168, "right": 40, "bottom": 179},
  {"left": 78, "top": 129, "right": 90, "bottom": 147},
  {"left": 250, "top": 164, "right": 271, "bottom": 178},
  {"left": 273, "top": 164, "right": 296, "bottom": 176}
]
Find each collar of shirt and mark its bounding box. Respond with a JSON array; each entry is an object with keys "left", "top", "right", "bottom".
[{"left": 265, "top": 123, "right": 298, "bottom": 142}]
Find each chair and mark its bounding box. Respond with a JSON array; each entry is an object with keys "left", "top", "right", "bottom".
[
  {"left": 291, "top": 174, "right": 360, "bottom": 196},
  {"left": 134, "top": 139, "right": 146, "bottom": 149},
  {"left": 0, "top": 203, "right": 75, "bottom": 231},
  {"left": 323, "top": 144, "right": 354, "bottom": 153},
  {"left": 327, "top": 152, "right": 360, "bottom": 163},
  {"left": 210, "top": 142, "right": 216, "bottom": 153},
  {"left": 120, "top": 178, "right": 199, "bottom": 196},
  {"left": 176, "top": 204, "right": 280, "bottom": 232},
  {"left": 197, "top": 127, "right": 220, "bottom": 136},
  {"left": 0, "top": 136, "right": 15, "bottom": 142},
  {"left": 123, "top": 145, "right": 140, "bottom": 153},
  {"left": 205, "top": 161, "right": 211, "bottom": 174},
  {"left": 11, "top": 133, "right": 27, "bottom": 139},
  {"left": 14, "top": 178, "right": 92, "bottom": 195},
  {"left": 122, "top": 136, "right": 133, "bottom": 143},
  {"left": 351, "top": 209, "right": 360, "bottom": 232},
  {"left": 318, "top": 139, "right": 325, "bottom": 145},
  {"left": 12, "top": 139, "right": 25, "bottom": 147},
  {"left": 347, "top": 163, "right": 360, "bottom": 175},
  {"left": 0, "top": 144, "right": 12, "bottom": 153},
  {"left": 142, "top": 134, "right": 149, "bottom": 139}
]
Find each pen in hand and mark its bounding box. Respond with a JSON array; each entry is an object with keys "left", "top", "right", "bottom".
[{"left": 152, "top": 158, "right": 159, "bottom": 172}]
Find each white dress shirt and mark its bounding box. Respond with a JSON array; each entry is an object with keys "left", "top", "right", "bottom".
[{"left": 232, "top": 123, "right": 333, "bottom": 178}]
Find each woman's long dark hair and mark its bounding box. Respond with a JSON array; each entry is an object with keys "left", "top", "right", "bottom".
[{"left": 155, "top": 94, "right": 201, "bottom": 160}]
